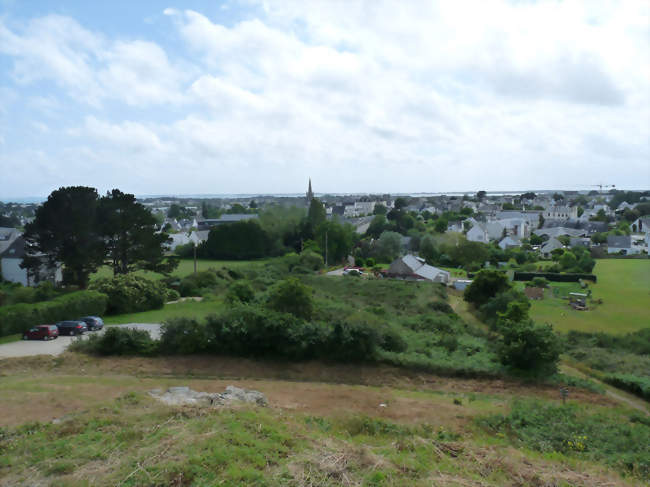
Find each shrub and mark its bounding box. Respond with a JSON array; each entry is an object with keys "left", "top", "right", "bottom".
[
  {"left": 166, "top": 289, "right": 180, "bottom": 302},
  {"left": 70, "top": 327, "right": 157, "bottom": 356},
  {"left": 179, "top": 270, "right": 220, "bottom": 296},
  {"left": 497, "top": 320, "right": 561, "bottom": 373},
  {"left": 365, "top": 257, "right": 376, "bottom": 267},
  {"left": 226, "top": 280, "right": 255, "bottom": 304},
  {"left": 326, "top": 320, "right": 381, "bottom": 361},
  {"left": 159, "top": 318, "right": 210, "bottom": 355},
  {"left": 204, "top": 306, "right": 327, "bottom": 359},
  {"left": 0, "top": 290, "right": 108, "bottom": 337},
  {"left": 266, "top": 278, "right": 314, "bottom": 320},
  {"left": 300, "top": 250, "right": 324, "bottom": 271},
  {"left": 427, "top": 301, "right": 453, "bottom": 314},
  {"left": 89, "top": 275, "right": 167, "bottom": 314},
  {"left": 526, "top": 277, "right": 549, "bottom": 288}
]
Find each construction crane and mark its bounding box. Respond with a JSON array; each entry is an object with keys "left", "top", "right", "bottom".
[{"left": 585, "top": 184, "right": 616, "bottom": 194}]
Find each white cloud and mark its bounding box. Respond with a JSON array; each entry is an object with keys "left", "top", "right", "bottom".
[
  {"left": 0, "top": 1, "right": 648, "bottom": 197},
  {"left": 0, "top": 15, "right": 190, "bottom": 107}
]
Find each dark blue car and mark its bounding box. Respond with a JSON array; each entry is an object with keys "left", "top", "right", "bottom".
[{"left": 79, "top": 316, "right": 104, "bottom": 331}]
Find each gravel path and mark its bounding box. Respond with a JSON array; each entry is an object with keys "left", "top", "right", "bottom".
[{"left": 0, "top": 324, "right": 162, "bottom": 359}]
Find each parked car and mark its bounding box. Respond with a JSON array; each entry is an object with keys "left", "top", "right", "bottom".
[
  {"left": 55, "top": 321, "right": 88, "bottom": 336},
  {"left": 78, "top": 316, "right": 104, "bottom": 331},
  {"left": 22, "top": 325, "right": 59, "bottom": 341}
]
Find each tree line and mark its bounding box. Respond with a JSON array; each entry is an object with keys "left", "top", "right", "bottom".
[{"left": 23, "top": 186, "right": 176, "bottom": 288}]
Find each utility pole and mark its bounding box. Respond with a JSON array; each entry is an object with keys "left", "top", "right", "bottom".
[
  {"left": 325, "top": 231, "right": 328, "bottom": 268},
  {"left": 193, "top": 241, "right": 197, "bottom": 275}
]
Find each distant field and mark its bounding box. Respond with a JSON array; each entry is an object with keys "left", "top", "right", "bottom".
[
  {"left": 91, "top": 258, "right": 272, "bottom": 281},
  {"left": 103, "top": 299, "right": 226, "bottom": 325},
  {"left": 529, "top": 259, "right": 650, "bottom": 334}
]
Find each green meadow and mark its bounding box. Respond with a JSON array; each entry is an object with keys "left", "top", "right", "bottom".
[{"left": 529, "top": 259, "right": 650, "bottom": 334}]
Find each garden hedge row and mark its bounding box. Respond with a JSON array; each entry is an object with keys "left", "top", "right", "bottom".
[
  {"left": 0, "top": 290, "right": 108, "bottom": 337},
  {"left": 512, "top": 272, "right": 597, "bottom": 283}
]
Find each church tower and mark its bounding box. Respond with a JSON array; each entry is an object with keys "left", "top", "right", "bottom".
[{"left": 306, "top": 178, "right": 314, "bottom": 205}]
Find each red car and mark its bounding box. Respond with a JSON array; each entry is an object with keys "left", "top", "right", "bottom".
[{"left": 23, "top": 325, "right": 59, "bottom": 341}]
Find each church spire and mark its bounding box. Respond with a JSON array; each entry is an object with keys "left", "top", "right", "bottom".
[{"left": 306, "top": 178, "right": 314, "bottom": 205}]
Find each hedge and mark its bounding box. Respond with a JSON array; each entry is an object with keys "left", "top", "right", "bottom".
[
  {"left": 603, "top": 374, "right": 650, "bottom": 401},
  {"left": 0, "top": 290, "right": 108, "bottom": 337},
  {"left": 512, "top": 272, "right": 597, "bottom": 283}
]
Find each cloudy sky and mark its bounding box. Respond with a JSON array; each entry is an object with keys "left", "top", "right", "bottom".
[{"left": 0, "top": 0, "right": 648, "bottom": 199}]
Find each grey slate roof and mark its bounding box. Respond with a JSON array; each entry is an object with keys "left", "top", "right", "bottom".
[
  {"left": 0, "top": 236, "right": 26, "bottom": 259},
  {"left": 534, "top": 227, "right": 585, "bottom": 238},
  {"left": 607, "top": 235, "right": 632, "bottom": 248}
]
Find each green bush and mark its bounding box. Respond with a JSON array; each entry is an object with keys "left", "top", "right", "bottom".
[
  {"left": 89, "top": 275, "right": 168, "bottom": 314},
  {"left": 226, "top": 280, "right": 255, "bottom": 304},
  {"left": 299, "top": 250, "right": 324, "bottom": 271},
  {"left": 0, "top": 290, "right": 108, "bottom": 337},
  {"left": 70, "top": 327, "right": 157, "bottom": 356},
  {"left": 497, "top": 320, "right": 560, "bottom": 373},
  {"left": 427, "top": 300, "right": 453, "bottom": 314},
  {"left": 159, "top": 318, "right": 210, "bottom": 355},
  {"left": 166, "top": 288, "right": 180, "bottom": 301},
  {"left": 179, "top": 270, "right": 220, "bottom": 297},
  {"left": 326, "top": 320, "right": 382, "bottom": 361},
  {"left": 266, "top": 278, "right": 314, "bottom": 320}
]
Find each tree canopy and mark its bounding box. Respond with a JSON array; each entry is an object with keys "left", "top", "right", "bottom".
[{"left": 22, "top": 186, "right": 176, "bottom": 288}]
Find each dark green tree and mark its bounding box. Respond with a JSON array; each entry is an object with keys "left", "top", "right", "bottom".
[
  {"left": 22, "top": 186, "right": 105, "bottom": 288},
  {"left": 464, "top": 270, "right": 511, "bottom": 307},
  {"left": 98, "top": 189, "right": 176, "bottom": 276},
  {"left": 201, "top": 220, "right": 271, "bottom": 260},
  {"left": 366, "top": 215, "right": 389, "bottom": 239},
  {"left": 167, "top": 203, "right": 194, "bottom": 219}
]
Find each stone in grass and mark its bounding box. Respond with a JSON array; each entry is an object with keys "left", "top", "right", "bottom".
[{"left": 149, "top": 385, "right": 268, "bottom": 407}]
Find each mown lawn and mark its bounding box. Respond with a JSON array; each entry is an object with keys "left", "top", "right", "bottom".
[
  {"left": 529, "top": 259, "right": 650, "bottom": 334},
  {"left": 103, "top": 299, "right": 226, "bottom": 325}
]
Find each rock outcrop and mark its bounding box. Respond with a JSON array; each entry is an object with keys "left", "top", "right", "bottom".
[{"left": 149, "top": 385, "right": 268, "bottom": 407}]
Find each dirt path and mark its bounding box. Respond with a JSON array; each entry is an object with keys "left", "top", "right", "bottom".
[{"left": 560, "top": 364, "right": 649, "bottom": 414}]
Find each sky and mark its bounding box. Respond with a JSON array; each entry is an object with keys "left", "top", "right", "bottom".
[{"left": 0, "top": 0, "right": 648, "bottom": 199}]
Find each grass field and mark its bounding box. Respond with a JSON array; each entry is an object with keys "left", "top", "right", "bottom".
[
  {"left": 0, "top": 354, "right": 644, "bottom": 486},
  {"left": 529, "top": 259, "right": 650, "bottom": 334},
  {"left": 91, "top": 258, "right": 272, "bottom": 281},
  {"left": 103, "top": 299, "right": 226, "bottom": 325}
]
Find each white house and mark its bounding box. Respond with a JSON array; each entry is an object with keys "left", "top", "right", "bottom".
[
  {"left": 0, "top": 237, "right": 63, "bottom": 286},
  {"left": 631, "top": 217, "right": 650, "bottom": 234},
  {"left": 466, "top": 224, "right": 489, "bottom": 243},
  {"left": 607, "top": 235, "right": 638, "bottom": 255}
]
